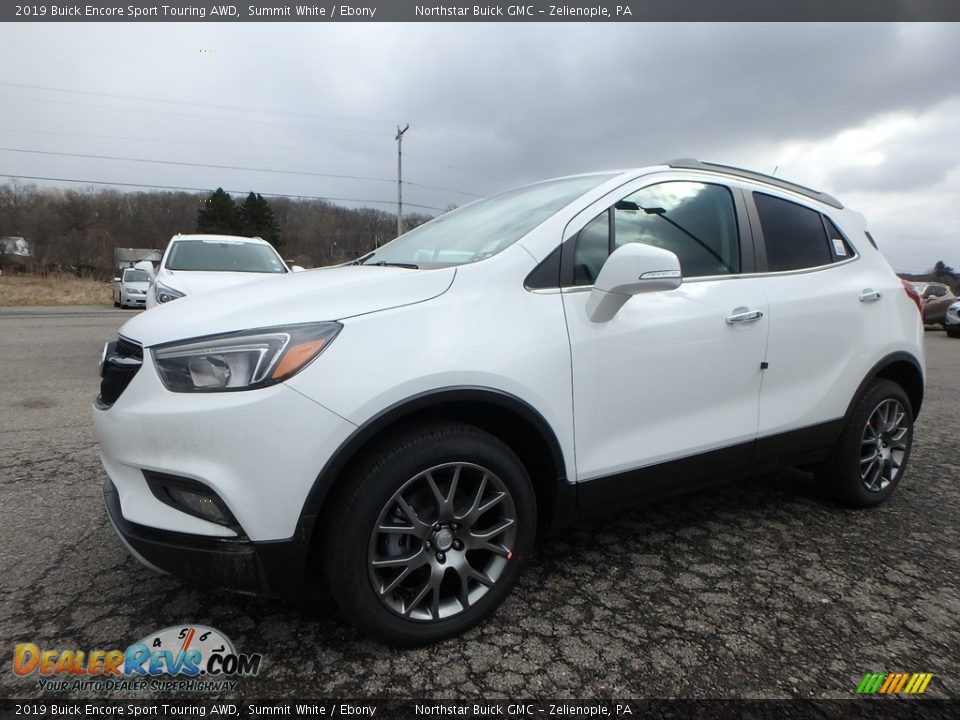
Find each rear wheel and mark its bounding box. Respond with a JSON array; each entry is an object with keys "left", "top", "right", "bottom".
[
  {"left": 818, "top": 380, "right": 914, "bottom": 507},
  {"left": 323, "top": 422, "right": 536, "bottom": 646}
]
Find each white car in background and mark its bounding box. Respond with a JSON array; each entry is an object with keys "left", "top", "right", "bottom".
[
  {"left": 945, "top": 300, "right": 960, "bottom": 338},
  {"left": 112, "top": 267, "right": 151, "bottom": 309},
  {"left": 145, "top": 234, "right": 292, "bottom": 309}
]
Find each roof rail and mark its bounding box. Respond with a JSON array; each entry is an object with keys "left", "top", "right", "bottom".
[{"left": 664, "top": 158, "right": 844, "bottom": 210}]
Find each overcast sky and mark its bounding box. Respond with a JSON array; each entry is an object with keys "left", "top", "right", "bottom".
[{"left": 1, "top": 22, "right": 958, "bottom": 272}]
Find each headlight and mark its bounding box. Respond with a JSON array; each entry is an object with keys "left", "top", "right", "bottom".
[
  {"left": 155, "top": 282, "right": 185, "bottom": 304},
  {"left": 152, "top": 322, "right": 342, "bottom": 392}
]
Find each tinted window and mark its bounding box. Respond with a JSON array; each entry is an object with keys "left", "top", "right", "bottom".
[
  {"left": 572, "top": 181, "right": 740, "bottom": 285},
  {"left": 823, "top": 216, "right": 856, "bottom": 261},
  {"left": 122, "top": 269, "right": 151, "bottom": 282},
  {"left": 166, "top": 240, "right": 287, "bottom": 273},
  {"left": 573, "top": 211, "right": 610, "bottom": 285},
  {"left": 754, "top": 193, "right": 832, "bottom": 271}
]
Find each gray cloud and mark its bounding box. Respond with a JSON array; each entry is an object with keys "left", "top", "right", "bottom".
[{"left": 0, "top": 22, "right": 958, "bottom": 270}]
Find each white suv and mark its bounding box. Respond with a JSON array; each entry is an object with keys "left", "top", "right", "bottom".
[
  {"left": 93, "top": 160, "right": 924, "bottom": 645},
  {"left": 145, "top": 233, "right": 291, "bottom": 309}
]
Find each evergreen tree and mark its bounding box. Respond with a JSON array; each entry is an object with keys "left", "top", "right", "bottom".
[
  {"left": 239, "top": 192, "right": 282, "bottom": 249},
  {"left": 196, "top": 188, "right": 242, "bottom": 234},
  {"left": 932, "top": 260, "right": 956, "bottom": 279}
]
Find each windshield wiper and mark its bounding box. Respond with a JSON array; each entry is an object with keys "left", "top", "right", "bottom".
[
  {"left": 365, "top": 261, "right": 419, "bottom": 269},
  {"left": 349, "top": 252, "right": 376, "bottom": 265},
  {"left": 352, "top": 253, "right": 418, "bottom": 269}
]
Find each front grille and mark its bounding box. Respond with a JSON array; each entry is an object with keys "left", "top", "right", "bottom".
[
  {"left": 98, "top": 336, "right": 143, "bottom": 407},
  {"left": 115, "top": 337, "right": 143, "bottom": 360}
]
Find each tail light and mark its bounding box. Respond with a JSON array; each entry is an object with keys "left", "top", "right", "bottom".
[{"left": 901, "top": 279, "right": 923, "bottom": 314}]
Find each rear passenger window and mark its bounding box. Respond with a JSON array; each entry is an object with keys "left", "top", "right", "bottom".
[{"left": 754, "top": 192, "right": 832, "bottom": 271}]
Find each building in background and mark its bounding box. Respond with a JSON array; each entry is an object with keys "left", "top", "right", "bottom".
[
  {"left": 0, "top": 236, "right": 32, "bottom": 273},
  {"left": 114, "top": 248, "right": 161, "bottom": 272}
]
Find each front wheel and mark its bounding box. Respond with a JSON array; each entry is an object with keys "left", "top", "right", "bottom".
[
  {"left": 323, "top": 422, "right": 536, "bottom": 646},
  {"left": 947, "top": 326, "right": 960, "bottom": 338},
  {"left": 818, "top": 379, "right": 914, "bottom": 507}
]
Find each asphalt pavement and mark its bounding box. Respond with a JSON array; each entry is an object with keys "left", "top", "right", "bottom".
[{"left": 0, "top": 306, "right": 957, "bottom": 700}]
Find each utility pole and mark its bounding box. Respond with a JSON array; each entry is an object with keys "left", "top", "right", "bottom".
[{"left": 395, "top": 124, "right": 409, "bottom": 238}]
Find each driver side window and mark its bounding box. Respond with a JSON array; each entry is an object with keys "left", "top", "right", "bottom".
[{"left": 572, "top": 181, "right": 741, "bottom": 285}]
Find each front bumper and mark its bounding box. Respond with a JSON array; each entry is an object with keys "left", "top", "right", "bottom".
[
  {"left": 92, "top": 349, "right": 355, "bottom": 541},
  {"left": 93, "top": 343, "right": 357, "bottom": 596},
  {"left": 104, "top": 478, "right": 306, "bottom": 596}
]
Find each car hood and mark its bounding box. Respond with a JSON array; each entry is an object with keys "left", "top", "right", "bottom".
[
  {"left": 155, "top": 269, "right": 284, "bottom": 296},
  {"left": 121, "top": 265, "right": 456, "bottom": 347},
  {"left": 122, "top": 281, "right": 150, "bottom": 291}
]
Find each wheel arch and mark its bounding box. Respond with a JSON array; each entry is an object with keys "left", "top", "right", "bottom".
[
  {"left": 298, "top": 387, "right": 575, "bottom": 570},
  {"left": 848, "top": 352, "right": 924, "bottom": 420}
]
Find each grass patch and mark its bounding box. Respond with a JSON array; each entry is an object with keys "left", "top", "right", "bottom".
[{"left": 0, "top": 273, "right": 113, "bottom": 306}]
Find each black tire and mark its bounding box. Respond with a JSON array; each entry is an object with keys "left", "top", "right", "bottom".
[
  {"left": 818, "top": 379, "right": 914, "bottom": 508},
  {"left": 114, "top": 298, "right": 121, "bottom": 308},
  {"left": 947, "top": 326, "right": 960, "bottom": 338},
  {"left": 322, "top": 422, "right": 536, "bottom": 646}
]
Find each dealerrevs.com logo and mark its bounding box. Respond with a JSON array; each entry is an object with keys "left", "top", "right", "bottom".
[{"left": 13, "top": 625, "right": 262, "bottom": 692}]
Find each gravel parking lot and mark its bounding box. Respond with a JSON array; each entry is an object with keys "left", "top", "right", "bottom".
[{"left": 1, "top": 306, "right": 957, "bottom": 700}]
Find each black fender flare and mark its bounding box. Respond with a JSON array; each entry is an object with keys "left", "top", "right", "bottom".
[
  {"left": 293, "top": 386, "right": 572, "bottom": 552},
  {"left": 844, "top": 351, "right": 924, "bottom": 420}
]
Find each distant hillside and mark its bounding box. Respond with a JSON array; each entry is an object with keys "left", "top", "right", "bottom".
[{"left": 0, "top": 183, "right": 433, "bottom": 278}]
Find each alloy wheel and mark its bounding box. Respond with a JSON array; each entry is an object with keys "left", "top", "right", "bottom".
[
  {"left": 367, "top": 462, "right": 518, "bottom": 621},
  {"left": 859, "top": 398, "right": 910, "bottom": 493}
]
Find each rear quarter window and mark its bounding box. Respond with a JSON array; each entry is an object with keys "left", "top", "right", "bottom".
[{"left": 822, "top": 216, "right": 857, "bottom": 261}]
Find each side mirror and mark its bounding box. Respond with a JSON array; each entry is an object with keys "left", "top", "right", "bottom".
[
  {"left": 586, "top": 243, "right": 682, "bottom": 323},
  {"left": 290, "top": 265, "right": 305, "bottom": 273}
]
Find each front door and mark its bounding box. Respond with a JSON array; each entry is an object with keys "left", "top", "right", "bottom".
[{"left": 562, "top": 179, "right": 769, "bottom": 490}]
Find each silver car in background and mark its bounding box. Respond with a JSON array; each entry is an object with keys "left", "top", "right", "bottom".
[{"left": 112, "top": 267, "right": 151, "bottom": 309}]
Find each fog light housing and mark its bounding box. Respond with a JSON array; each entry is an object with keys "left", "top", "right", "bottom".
[{"left": 143, "top": 471, "right": 238, "bottom": 529}]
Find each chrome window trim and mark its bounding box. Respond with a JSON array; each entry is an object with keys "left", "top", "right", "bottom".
[{"left": 557, "top": 253, "right": 861, "bottom": 292}]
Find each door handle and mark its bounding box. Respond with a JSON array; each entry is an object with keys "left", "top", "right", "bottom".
[
  {"left": 725, "top": 308, "right": 764, "bottom": 325},
  {"left": 860, "top": 289, "right": 882, "bottom": 302}
]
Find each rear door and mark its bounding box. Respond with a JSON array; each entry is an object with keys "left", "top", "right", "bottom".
[
  {"left": 748, "top": 190, "right": 882, "bottom": 447},
  {"left": 562, "top": 177, "right": 769, "bottom": 484}
]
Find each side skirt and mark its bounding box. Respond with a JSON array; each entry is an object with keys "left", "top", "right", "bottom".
[{"left": 575, "top": 419, "right": 844, "bottom": 516}]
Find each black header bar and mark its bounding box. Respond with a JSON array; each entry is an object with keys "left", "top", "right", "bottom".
[
  {"left": 1, "top": 699, "right": 959, "bottom": 719},
  {"left": 5, "top": 0, "right": 960, "bottom": 22}
]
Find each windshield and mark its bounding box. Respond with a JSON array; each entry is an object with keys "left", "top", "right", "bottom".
[
  {"left": 362, "top": 174, "right": 615, "bottom": 269},
  {"left": 165, "top": 240, "right": 287, "bottom": 273},
  {"left": 123, "top": 269, "right": 151, "bottom": 283}
]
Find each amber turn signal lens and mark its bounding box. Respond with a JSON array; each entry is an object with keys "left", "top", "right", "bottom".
[{"left": 272, "top": 339, "right": 327, "bottom": 379}]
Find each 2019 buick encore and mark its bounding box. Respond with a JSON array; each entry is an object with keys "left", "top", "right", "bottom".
[{"left": 93, "top": 160, "right": 924, "bottom": 645}]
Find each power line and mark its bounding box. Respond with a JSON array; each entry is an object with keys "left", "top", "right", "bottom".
[
  {"left": 1, "top": 88, "right": 567, "bottom": 175},
  {"left": 0, "top": 174, "right": 445, "bottom": 212},
  {"left": 0, "top": 127, "right": 506, "bottom": 182},
  {"left": 0, "top": 146, "right": 485, "bottom": 198},
  {"left": 0, "top": 80, "right": 395, "bottom": 129},
  {"left": 0, "top": 81, "right": 567, "bottom": 173},
  {"left": 0, "top": 92, "right": 388, "bottom": 139}
]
